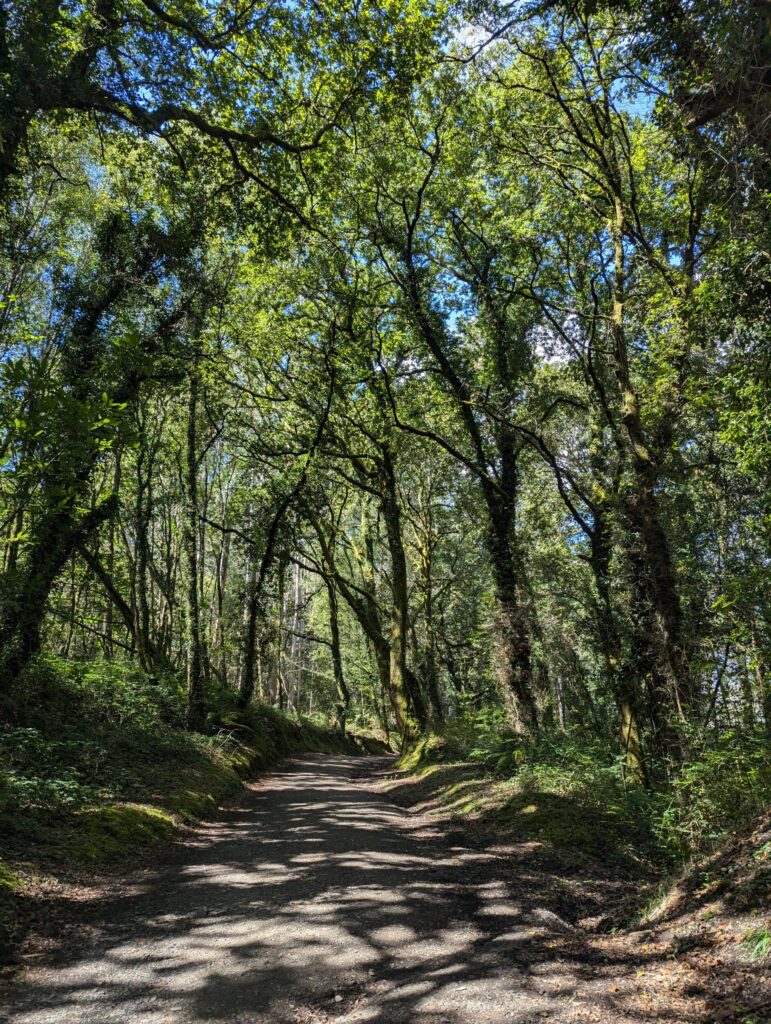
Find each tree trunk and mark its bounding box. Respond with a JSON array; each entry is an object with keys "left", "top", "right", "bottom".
[
  {"left": 413, "top": 512, "right": 444, "bottom": 724},
  {"left": 367, "top": 638, "right": 391, "bottom": 743},
  {"left": 487, "top": 516, "right": 538, "bottom": 733},
  {"left": 750, "top": 615, "right": 770, "bottom": 734},
  {"left": 610, "top": 203, "right": 690, "bottom": 761},
  {"left": 277, "top": 555, "right": 287, "bottom": 710},
  {"left": 380, "top": 449, "right": 427, "bottom": 738},
  {"left": 103, "top": 453, "right": 121, "bottom": 657},
  {"left": 0, "top": 497, "right": 116, "bottom": 690},
  {"left": 590, "top": 506, "right": 648, "bottom": 785},
  {"left": 238, "top": 546, "right": 260, "bottom": 708},
  {"left": 411, "top": 622, "right": 444, "bottom": 723},
  {"left": 308, "top": 507, "right": 409, "bottom": 736},
  {"left": 213, "top": 528, "right": 230, "bottom": 680},
  {"left": 184, "top": 365, "right": 205, "bottom": 730},
  {"left": 134, "top": 422, "right": 154, "bottom": 671},
  {"left": 326, "top": 578, "right": 350, "bottom": 733}
]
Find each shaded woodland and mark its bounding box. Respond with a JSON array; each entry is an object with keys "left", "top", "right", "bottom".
[{"left": 1, "top": 0, "right": 769, "bottom": 863}]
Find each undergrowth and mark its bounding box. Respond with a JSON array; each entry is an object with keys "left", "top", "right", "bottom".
[
  {"left": 742, "top": 925, "right": 771, "bottom": 963},
  {"left": 401, "top": 707, "right": 771, "bottom": 870}
]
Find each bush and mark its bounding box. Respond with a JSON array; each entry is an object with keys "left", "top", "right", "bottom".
[
  {"left": 0, "top": 655, "right": 385, "bottom": 860},
  {"left": 656, "top": 730, "right": 771, "bottom": 854},
  {"left": 0, "top": 658, "right": 203, "bottom": 821},
  {"left": 2, "top": 655, "right": 185, "bottom": 732}
]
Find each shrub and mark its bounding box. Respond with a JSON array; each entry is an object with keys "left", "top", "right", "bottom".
[
  {"left": 656, "top": 730, "right": 771, "bottom": 854},
  {"left": 416, "top": 714, "right": 771, "bottom": 865},
  {"left": 5, "top": 655, "right": 185, "bottom": 732}
]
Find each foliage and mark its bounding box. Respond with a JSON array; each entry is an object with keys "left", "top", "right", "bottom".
[
  {"left": 742, "top": 926, "right": 771, "bottom": 963},
  {"left": 0, "top": 657, "right": 384, "bottom": 868},
  {"left": 659, "top": 731, "right": 771, "bottom": 853},
  {"left": 404, "top": 716, "right": 771, "bottom": 865}
]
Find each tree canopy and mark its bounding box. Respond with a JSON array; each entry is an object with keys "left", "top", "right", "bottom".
[{"left": 1, "top": 0, "right": 769, "bottom": 790}]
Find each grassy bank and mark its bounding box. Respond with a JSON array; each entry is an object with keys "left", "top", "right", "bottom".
[
  {"left": 386, "top": 723, "right": 770, "bottom": 927},
  {"left": 387, "top": 729, "right": 770, "bottom": 1018},
  {"left": 0, "top": 656, "right": 387, "bottom": 962}
]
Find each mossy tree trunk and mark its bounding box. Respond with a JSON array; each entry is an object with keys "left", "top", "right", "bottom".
[
  {"left": 609, "top": 207, "right": 690, "bottom": 762},
  {"left": 184, "top": 360, "right": 205, "bottom": 731},
  {"left": 379, "top": 447, "right": 427, "bottom": 740},
  {"left": 326, "top": 577, "right": 350, "bottom": 733}
]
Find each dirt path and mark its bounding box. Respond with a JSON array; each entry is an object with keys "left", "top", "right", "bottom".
[{"left": 0, "top": 755, "right": 700, "bottom": 1024}]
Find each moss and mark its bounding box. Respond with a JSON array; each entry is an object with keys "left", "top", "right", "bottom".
[
  {"left": 0, "top": 864, "right": 21, "bottom": 892},
  {"left": 398, "top": 733, "right": 458, "bottom": 772},
  {"left": 0, "top": 863, "right": 22, "bottom": 962},
  {"left": 156, "top": 761, "right": 243, "bottom": 820},
  {"left": 69, "top": 804, "right": 176, "bottom": 861}
]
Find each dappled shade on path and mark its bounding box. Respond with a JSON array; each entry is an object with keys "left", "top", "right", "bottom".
[{"left": 2, "top": 756, "right": 698, "bottom": 1023}]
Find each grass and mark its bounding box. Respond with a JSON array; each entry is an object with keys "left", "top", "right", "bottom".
[
  {"left": 742, "top": 925, "right": 771, "bottom": 962},
  {"left": 390, "top": 720, "right": 771, "bottom": 931},
  {"left": 0, "top": 655, "right": 387, "bottom": 962},
  {"left": 396, "top": 730, "right": 667, "bottom": 870}
]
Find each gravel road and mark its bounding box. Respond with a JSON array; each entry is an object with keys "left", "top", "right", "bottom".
[{"left": 0, "top": 755, "right": 670, "bottom": 1024}]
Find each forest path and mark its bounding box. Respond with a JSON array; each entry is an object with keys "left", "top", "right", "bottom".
[{"left": 2, "top": 755, "right": 674, "bottom": 1024}]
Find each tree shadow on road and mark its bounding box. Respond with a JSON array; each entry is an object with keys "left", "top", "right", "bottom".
[{"left": 0, "top": 756, "right": 745, "bottom": 1024}]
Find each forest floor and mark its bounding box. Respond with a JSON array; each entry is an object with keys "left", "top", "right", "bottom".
[{"left": 0, "top": 754, "right": 767, "bottom": 1024}]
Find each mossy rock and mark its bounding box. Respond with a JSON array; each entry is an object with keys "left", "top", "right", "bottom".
[
  {"left": 399, "top": 732, "right": 465, "bottom": 771},
  {"left": 70, "top": 804, "right": 175, "bottom": 862}
]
